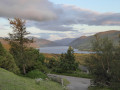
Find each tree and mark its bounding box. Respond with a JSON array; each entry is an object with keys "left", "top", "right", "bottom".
[
  {"left": 47, "top": 57, "right": 56, "bottom": 69},
  {"left": 23, "top": 47, "right": 48, "bottom": 73},
  {"left": 0, "top": 42, "right": 19, "bottom": 74},
  {"left": 86, "top": 35, "right": 117, "bottom": 86},
  {"left": 8, "top": 18, "right": 33, "bottom": 74},
  {"left": 59, "top": 46, "right": 79, "bottom": 73}
]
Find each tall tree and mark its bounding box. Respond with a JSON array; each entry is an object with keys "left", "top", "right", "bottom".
[
  {"left": 8, "top": 18, "right": 32, "bottom": 74},
  {"left": 59, "top": 46, "right": 79, "bottom": 73},
  {"left": 86, "top": 35, "right": 115, "bottom": 86}
]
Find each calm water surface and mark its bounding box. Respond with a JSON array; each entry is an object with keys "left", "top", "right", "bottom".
[{"left": 39, "top": 46, "right": 92, "bottom": 54}]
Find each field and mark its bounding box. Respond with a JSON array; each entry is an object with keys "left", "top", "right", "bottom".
[
  {"left": 0, "top": 68, "right": 65, "bottom": 90},
  {"left": 43, "top": 53, "right": 90, "bottom": 65}
]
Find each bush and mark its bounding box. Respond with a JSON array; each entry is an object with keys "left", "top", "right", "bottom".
[
  {"left": 33, "top": 61, "right": 49, "bottom": 73},
  {"left": 0, "top": 42, "right": 19, "bottom": 74},
  {"left": 26, "top": 70, "right": 47, "bottom": 79},
  {"left": 23, "top": 48, "right": 47, "bottom": 73}
]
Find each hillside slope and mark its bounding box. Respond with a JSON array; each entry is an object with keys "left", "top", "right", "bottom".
[
  {"left": 34, "top": 38, "right": 61, "bottom": 47},
  {"left": 69, "top": 30, "right": 120, "bottom": 50},
  {"left": 54, "top": 38, "right": 76, "bottom": 46},
  {"left": 0, "top": 38, "right": 38, "bottom": 50},
  {"left": 0, "top": 68, "right": 64, "bottom": 90},
  {"left": 0, "top": 37, "right": 60, "bottom": 50}
]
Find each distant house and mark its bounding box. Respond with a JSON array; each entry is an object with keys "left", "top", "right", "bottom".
[{"left": 79, "top": 65, "right": 89, "bottom": 74}]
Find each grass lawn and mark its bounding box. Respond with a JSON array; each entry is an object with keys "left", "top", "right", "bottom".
[{"left": 0, "top": 68, "right": 65, "bottom": 90}]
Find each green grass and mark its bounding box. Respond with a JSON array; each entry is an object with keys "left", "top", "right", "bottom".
[
  {"left": 0, "top": 68, "right": 65, "bottom": 90},
  {"left": 88, "top": 86, "right": 111, "bottom": 90},
  {"left": 63, "top": 78, "right": 70, "bottom": 86}
]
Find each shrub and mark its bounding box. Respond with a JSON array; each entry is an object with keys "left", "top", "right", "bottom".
[
  {"left": 33, "top": 61, "right": 49, "bottom": 73},
  {"left": 26, "top": 70, "right": 47, "bottom": 79},
  {"left": 0, "top": 42, "right": 19, "bottom": 74}
]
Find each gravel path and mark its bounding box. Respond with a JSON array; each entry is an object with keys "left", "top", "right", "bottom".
[{"left": 49, "top": 74, "right": 90, "bottom": 90}]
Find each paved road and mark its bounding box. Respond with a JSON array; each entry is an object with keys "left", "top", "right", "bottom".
[{"left": 50, "top": 74, "right": 90, "bottom": 90}]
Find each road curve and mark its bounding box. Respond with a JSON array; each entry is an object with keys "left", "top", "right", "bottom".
[{"left": 50, "top": 74, "right": 90, "bottom": 90}]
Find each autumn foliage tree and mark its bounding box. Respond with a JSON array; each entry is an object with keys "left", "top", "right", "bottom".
[{"left": 8, "top": 18, "right": 33, "bottom": 74}]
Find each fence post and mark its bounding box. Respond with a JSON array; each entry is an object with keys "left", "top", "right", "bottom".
[{"left": 61, "top": 78, "right": 64, "bottom": 86}]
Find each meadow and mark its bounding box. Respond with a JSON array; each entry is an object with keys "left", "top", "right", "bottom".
[{"left": 0, "top": 68, "right": 65, "bottom": 90}]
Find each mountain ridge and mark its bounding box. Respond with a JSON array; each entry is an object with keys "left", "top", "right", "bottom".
[{"left": 69, "top": 30, "right": 120, "bottom": 51}]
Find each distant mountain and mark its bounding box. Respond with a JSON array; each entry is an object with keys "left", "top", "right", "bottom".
[
  {"left": 54, "top": 38, "right": 76, "bottom": 46},
  {"left": 0, "top": 37, "right": 39, "bottom": 50},
  {"left": 33, "top": 37, "right": 61, "bottom": 47},
  {"left": 0, "top": 37, "right": 61, "bottom": 50},
  {"left": 69, "top": 30, "right": 120, "bottom": 51}
]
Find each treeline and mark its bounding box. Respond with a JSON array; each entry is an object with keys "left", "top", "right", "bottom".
[{"left": 46, "top": 46, "right": 79, "bottom": 73}]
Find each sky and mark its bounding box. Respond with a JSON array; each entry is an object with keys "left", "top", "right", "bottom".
[{"left": 0, "top": 0, "right": 120, "bottom": 41}]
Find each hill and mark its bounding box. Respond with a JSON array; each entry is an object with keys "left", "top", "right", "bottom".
[
  {"left": 54, "top": 38, "right": 76, "bottom": 46},
  {"left": 0, "top": 38, "right": 10, "bottom": 50},
  {"left": 0, "top": 38, "right": 38, "bottom": 50},
  {"left": 0, "top": 37, "right": 61, "bottom": 50},
  {"left": 33, "top": 37, "right": 61, "bottom": 47},
  {"left": 69, "top": 30, "right": 120, "bottom": 51},
  {"left": 0, "top": 68, "right": 64, "bottom": 90}
]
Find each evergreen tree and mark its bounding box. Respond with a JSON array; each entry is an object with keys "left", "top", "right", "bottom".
[
  {"left": 59, "top": 46, "right": 79, "bottom": 73},
  {"left": 0, "top": 42, "right": 19, "bottom": 74},
  {"left": 8, "top": 18, "right": 33, "bottom": 74},
  {"left": 23, "top": 47, "right": 47, "bottom": 73}
]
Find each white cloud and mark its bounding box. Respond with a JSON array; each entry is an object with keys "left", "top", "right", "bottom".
[
  {"left": 0, "top": 0, "right": 57, "bottom": 21},
  {"left": 49, "top": 35, "right": 63, "bottom": 41}
]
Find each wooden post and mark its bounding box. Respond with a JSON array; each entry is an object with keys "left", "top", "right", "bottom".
[{"left": 61, "top": 78, "right": 64, "bottom": 86}]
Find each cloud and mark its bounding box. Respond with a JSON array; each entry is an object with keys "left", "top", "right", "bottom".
[
  {"left": 0, "top": 0, "right": 57, "bottom": 21},
  {"left": 27, "top": 21, "right": 77, "bottom": 31},
  {"left": 60, "top": 5, "right": 120, "bottom": 25},
  {"left": 0, "top": 1, "right": 120, "bottom": 33},
  {"left": 27, "top": 4, "right": 120, "bottom": 32},
  {"left": 49, "top": 35, "right": 63, "bottom": 41},
  {"left": 28, "top": 30, "right": 84, "bottom": 41}
]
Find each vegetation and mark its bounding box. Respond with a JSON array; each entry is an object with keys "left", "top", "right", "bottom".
[
  {"left": 58, "top": 46, "right": 79, "bottom": 73},
  {"left": 86, "top": 35, "right": 120, "bottom": 89},
  {"left": 44, "top": 49, "right": 91, "bottom": 78},
  {"left": 25, "top": 70, "right": 47, "bottom": 79},
  {"left": 70, "top": 30, "right": 120, "bottom": 51},
  {"left": 5, "top": 18, "right": 48, "bottom": 75},
  {"left": 23, "top": 47, "right": 48, "bottom": 73},
  {"left": 1, "top": 18, "right": 120, "bottom": 90},
  {"left": 44, "top": 53, "right": 90, "bottom": 65},
  {"left": 0, "top": 18, "right": 65, "bottom": 90},
  {"left": 0, "top": 42, "right": 19, "bottom": 74},
  {"left": 0, "top": 68, "right": 65, "bottom": 90},
  {"left": 8, "top": 18, "right": 33, "bottom": 74},
  {"left": 62, "top": 78, "right": 70, "bottom": 86},
  {"left": 89, "top": 86, "right": 111, "bottom": 90},
  {"left": 47, "top": 46, "right": 79, "bottom": 73}
]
